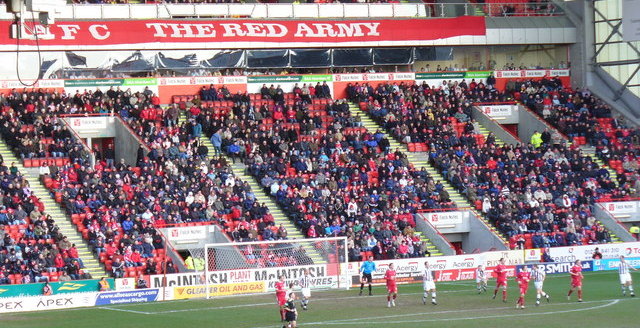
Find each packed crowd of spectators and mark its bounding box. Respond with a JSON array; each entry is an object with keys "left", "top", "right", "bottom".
[
  {"left": 0, "top": 87, "right": 179, "bottom": 279},
  {"left": 0, "top": 89, "right": 124, "bottom": 284},
  {"left": 0, "top": 159, "right": 89, "bottom": 285},
  {"left": 433, "top": 141, "right": 617, "bottom": 248},
  {"left": 0, "top": 91, "right": 90, "bottom": 164},
  {"left": 188, "top": 84, "right": 445, "bottom": 262},
  {"left": 515, "top": 77, "right": 640, "bottom": 199},
  {"left": 125, "top": 88, "right": 324, "bottom": 269},
  {"left": 348, "top": 78, "right": 622, "bottom": 249},
  {"left": 46, "top": 85, "right": 299, "bottom": 273},
  {"left": 347, "top": 78, "right": 507, "bottom": 149}
]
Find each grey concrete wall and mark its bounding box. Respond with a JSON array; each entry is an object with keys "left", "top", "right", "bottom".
[
  {"left": 113, "top": 117, "right": 148, "bottom": 166},
  {"left": 415, "top": 214, "right": 456, "bottom": 256},
  {"left": 565, "top": 0, "right": 588, "bottom": 90},
  {"left": 593, "top": 204, "right": 636, "bottom": 242},
  {"left": 471, "top": 106, "right": 520, "bottom": 145},
  {"left": 517, "top": 105, "right": 557, "bottom": 143},
  {"left": 461, "top": 212, "right": 508, "bottom": 253},
  {"left": 589, "top": 67, "right": 640, "bottom": 125}
]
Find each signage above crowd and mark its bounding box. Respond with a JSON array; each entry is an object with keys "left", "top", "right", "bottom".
[
  {"left": 0, "top": 17, "right": 485, "bottom": 50},
  {"left": 0, "top": 69, "right": 571, "bottom": 104}
]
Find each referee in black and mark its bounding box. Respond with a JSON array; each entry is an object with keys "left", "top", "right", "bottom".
[{"left": 283, "top": 292, "right": 298, "bottom": 328}]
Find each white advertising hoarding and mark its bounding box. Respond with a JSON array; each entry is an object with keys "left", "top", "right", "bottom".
[
  {"left": 423, "top": 211, "right": 464, "bottom": 226},
  {"left": 548, "top": 242, "right": 640, "bottom": 262},
  {"left": 149, "top": 264, "right": 338, "bottom": 291},
  {"left": 166, "top": 226, "right": 208, "bottom": 241},
  {"left": 601, "top": 201, "right": 638, "bottom": 215}
]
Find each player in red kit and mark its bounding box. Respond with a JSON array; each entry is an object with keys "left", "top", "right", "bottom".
[
  {"left": 515, "top": 266, "right": 531, "bottom": 309},
  {"left": 567, "top": 260, "right": 583, "bottom": 302},
  {"left": 385, "top": 263, "right": 398, "bottom": 307},
  {"left": 492, "top": 258, "right": 508, "bottom": 302},
  {"left": 275, "top": 276, "right": 287, "bottom": 321}
]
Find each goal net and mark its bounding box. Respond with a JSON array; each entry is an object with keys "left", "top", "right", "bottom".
[{"left": 201, "top": 237, "right": 348, "bottom": 299}]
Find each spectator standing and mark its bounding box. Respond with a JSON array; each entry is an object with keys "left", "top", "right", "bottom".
[
  {"left": 630, "top": 224, "right": 640, "bottom": 241},
  {"left": 42, "top": 282, "right": 53, "bottom": 295},
  {"left": 99, "top": 277, "right": 110, "bottom": 291},
  {"left": 105, "top": 144, "right": 115, "bottom": 167}
]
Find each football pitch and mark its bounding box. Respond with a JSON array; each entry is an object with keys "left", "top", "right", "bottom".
[{"left": 2, "top": 270, "right": 637, "bottom": 328}]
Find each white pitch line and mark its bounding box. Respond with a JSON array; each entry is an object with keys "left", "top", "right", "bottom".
[
  {"left": 312, "top": 299, "right": 621, "bottom": 325},
  {"left": 144, "top": 290, "right": 473, "bottom": 315},
  {"left": 249, "top": 298, "right": 627, "bottom": 328},
  {"left": 98, "top": 307, "right": 152, "bottom": 315}
]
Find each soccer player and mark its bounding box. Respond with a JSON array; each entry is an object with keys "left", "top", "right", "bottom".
[
  {"left": 422, "top": 261, "right": 437, "bottom": 305},
  {"left": 532, "top": 265, "right": 550, "bottom": 306},
  {"left": 385, "top": 263, "right": 398, "bottom": 307},
  {"left": 359, "top": 256, "right": 376, "bottom": 296},
  {"left": 299, "top": 268, "right": 312, "bottom": 310},
  {"left": 567, "top": 260, "right": 583, "bottom": 302},
  {"left": 515, "top": 266, "right": 531, "bottom": 309},
  {"left": 619, "top": 255, "right": 637, "bottom": 297},
  {"left": 492, "top": 258, "right": 508, "bottom": 302},
  {"left": 275, "top": 276, "right": 287, "bottom": 321},
  {"left": 476, "top": 265, "right": 488, "bottom": 294},
  {"left": 282, "top": 292, "right": 298, "bottom": 328}
]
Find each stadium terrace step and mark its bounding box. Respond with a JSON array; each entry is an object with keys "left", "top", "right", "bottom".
[
  {"left": 347, "top": 102, "right": 476, "bottom": 255},
  {"left": 475, "top": 125, "right": 504, "bottom": 147},
  {"left": 580, "top": 146, "right": 619, "bottom": 186},
  {"left": 0, "top": 140, "right": 108, "bottom": 278},
  {"left": 179, "top": 111, "right": 326, "bottom": 264}
]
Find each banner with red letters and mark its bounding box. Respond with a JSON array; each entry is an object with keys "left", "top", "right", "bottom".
[
  {"left": 0, "top": 17, "right": 486, "bottom": 50},
  {"left": 346, "top": 254, "right": 484, "bottom": 286}
]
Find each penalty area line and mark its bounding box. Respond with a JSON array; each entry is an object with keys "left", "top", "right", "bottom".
[
  {"left": 300, "top": 299, "right": 622, "bottom": 326},
  {"left": 249, "top": 298, "right": 631, "bottom": 328},
  {"left": 143, "top": 290, "right": 472, "bottom": 315}
]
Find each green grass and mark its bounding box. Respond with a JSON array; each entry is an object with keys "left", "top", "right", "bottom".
[{"left": 2, "top": 271, "right": 638, "bottom": 328}]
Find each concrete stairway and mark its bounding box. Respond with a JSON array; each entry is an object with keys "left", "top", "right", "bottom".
[
  {"left": 348, "top": 102, "right": 482, "bottom": 255},
  {"left": 181, "top": 111, "right": 326, "bottom": 263},
  {"left": 475, "top": 123, "right": 505, "bottom": 147},
  {"left": 0, "top": 141, "right": 108, "bottom": 278},
  {"left": 581, "top": 145, "right": 619, "bottom": 184}
]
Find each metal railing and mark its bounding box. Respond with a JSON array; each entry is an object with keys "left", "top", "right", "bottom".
[{"left": 0, "top": 2, "right": 565, "bottom": 20}]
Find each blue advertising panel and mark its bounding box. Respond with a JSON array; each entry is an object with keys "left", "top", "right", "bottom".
[
  {"left": 95, "top": 289, "right": 160, "bottom": 306},
  {"left": 516, "top": 261, "right": 593, "bottom": 274},
  {"left": 593, "top": 257, "right": 640, "bottom": 271}
]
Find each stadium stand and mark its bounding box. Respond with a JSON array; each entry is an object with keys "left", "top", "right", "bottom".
[
  {"left": 347, "top": 80, "right": 623, "bottom": 250},
  {"left": 0, "top": 160, "right": 83, "bottom": 285},
  {"left": 515, "top": 78, "right": 640, "bottom": 198},
  {"left": 175, "top": 84, "right": 451, "bottom": 261}
]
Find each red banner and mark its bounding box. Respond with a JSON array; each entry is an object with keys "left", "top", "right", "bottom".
[{"left": 0, "top": 17, "right": 485, "bottom": 50}]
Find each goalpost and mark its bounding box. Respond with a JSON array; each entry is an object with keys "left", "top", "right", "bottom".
[{"left": 200, "top": 237, "right": 349, "bottom": 299}]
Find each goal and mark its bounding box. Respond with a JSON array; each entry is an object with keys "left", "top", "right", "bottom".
[{"left": 200, "top": 237, "right": 348, "bottom": 299}]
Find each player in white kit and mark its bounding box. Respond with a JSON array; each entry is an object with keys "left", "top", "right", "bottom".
[
  {"left": 422, "top": 261, "right": 437, "bottom": 305},
  {"left": 476, "top": 265, "right": 488, "bottom": 294},
  {"left": 619, "top": 256, "right": 637, "bottom": 297},
  {"left": 532, "top": 265, "right": 550, "bottom": 306},
  {"left": 299, "top": 268, "right": 312, "bottom": 309}
]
